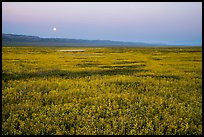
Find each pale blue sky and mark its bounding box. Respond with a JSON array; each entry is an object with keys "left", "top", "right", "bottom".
[{"left": 2, "top": 2, "right": 202, "bottom": 46}]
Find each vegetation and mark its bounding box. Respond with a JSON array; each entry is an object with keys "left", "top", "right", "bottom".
[{"left": 2, "top": 46, "right": 202, "bottom": 135}]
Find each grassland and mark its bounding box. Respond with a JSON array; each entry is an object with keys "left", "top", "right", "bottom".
[{"left": 2, "top": 46, "right": 202, "bottom": 135}]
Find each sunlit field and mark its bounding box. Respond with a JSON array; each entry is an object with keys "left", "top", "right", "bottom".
[{"left": 2, "top": 46, "right": 202, "bottom": 135}]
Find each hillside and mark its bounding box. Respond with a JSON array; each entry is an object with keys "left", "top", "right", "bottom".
[{"left": 2, "top": 33, "right": 166, "bottom": 47}]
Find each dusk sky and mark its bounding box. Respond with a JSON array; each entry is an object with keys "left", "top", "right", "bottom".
[{"left": 2, "top": 2, "right": 202, "bottom": 46}]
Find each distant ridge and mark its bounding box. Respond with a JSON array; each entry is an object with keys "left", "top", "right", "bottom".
[{"left": 2, "top": 33, "right": 167, "bottom": 47}]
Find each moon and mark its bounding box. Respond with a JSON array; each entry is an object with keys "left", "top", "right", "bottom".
[{"left": 53, "top": 27, "right": 57, "bottom": 31}]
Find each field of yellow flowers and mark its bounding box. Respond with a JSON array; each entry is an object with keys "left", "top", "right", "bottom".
[{"left": 2, "top": 46, "right": 202, "bottom": 135}]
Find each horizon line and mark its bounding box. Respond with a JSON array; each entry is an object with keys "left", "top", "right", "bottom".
[{"left": 2, "top": 32, "right": 202, "bottom": 47}]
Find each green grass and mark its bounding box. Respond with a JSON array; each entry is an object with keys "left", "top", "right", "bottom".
[{"left": 2, "top": 46, "right": 202, "bottom": 135}]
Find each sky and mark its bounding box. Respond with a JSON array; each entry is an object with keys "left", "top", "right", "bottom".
[{"left": 2, "top": 2, "right": 202, "bottom": 46}]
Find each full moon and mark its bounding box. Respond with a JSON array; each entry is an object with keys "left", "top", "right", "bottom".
[{"left": 53, "top": 27, "right": 57, "bottom": 31}]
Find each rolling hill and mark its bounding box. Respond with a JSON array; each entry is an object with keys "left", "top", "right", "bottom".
[{"left": 2, "top": 33, "right": 167, "bottom": 47}]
